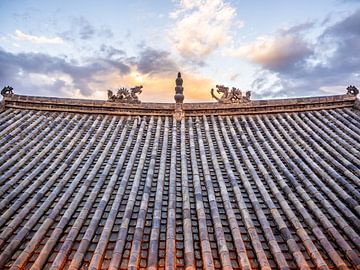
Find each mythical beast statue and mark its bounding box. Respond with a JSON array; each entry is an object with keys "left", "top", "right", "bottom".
[
  {"left": 108, "top": 85, "right": 143, "bottom": 103},
  {"left": 211, "top": 85, "right": 251, "bottom": 104}
]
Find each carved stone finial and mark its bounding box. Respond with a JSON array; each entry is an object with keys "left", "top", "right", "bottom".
[
  {"left": 211, "top": 85, "right": 251, "bottom": 104},
  {"left": 1, "top": 86, "right": 14, "bottom": 97},
  {"left": 174, "top": 72, "right": 184, "bottom": 104},
  {"left": 347, "top": 85, "right": 359, "bottom": 96},
  {"left": 107, "top": 85, "right": 142, "bottom": 103}
]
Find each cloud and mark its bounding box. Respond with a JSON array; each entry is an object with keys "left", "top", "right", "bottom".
[
  {"left": 0, "top": 47, "right": 131, "bottom": 97},
  {"left": 14, "top": 30, "right": 64, "bottom": 44},
  {"left": 170, "top": 0, "right": 237, "bottom": 64},
  {"left": 228, "top": 34, "right": 312, "bottom": 72},
  {"left": 250, "top": 71, "right": 296, "bottom": 99},
  {"left": 232, "top": 9, "right": 360, "bottom": 98},
  {"left": 278, "top": 22, "right": 315, "bottom": 35},
  {"left": 100, "top": 45, "right": 126, "bottom": 59},
  {"left": 61, "top": 17, "right": 113, "bottom": 42},
  {"left": 136, "top": 48, "right": 178, "bottom": 75},
  {"left": 303, "top": 10, "right": 360, "bottom": 86},
  {"left": 0, "top": 46, "right": 215, "bottom": 102},
  {"left": 78, "top": 20, "right": 95, "bottom": 40},
  {"left": 230, "top": 73, "right": 240, "bottom": 81}
]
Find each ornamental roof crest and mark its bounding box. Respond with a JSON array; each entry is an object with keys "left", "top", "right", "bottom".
[
  {"left": 107, "top": 86, "right": 142, "bottom": 104},
  {"left": 211, "top": 85, "right": 251, "bottom": 104}
]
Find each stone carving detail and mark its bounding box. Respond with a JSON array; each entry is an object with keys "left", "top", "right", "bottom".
[
  {"left": 211, "top": 85, "right": 251, "bottom": 104},
  {"left": 1, "top": 86, "right": 14, "bottom": 97},
  {"left": 347, "top": 85, "right": 359, "bottom": 96},
  {"left": 108, "top": 86, "right": 142, "bottom": 103}
]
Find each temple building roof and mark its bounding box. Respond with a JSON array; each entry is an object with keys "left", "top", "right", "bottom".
[{"left": 0, "top": 77, "right": 359, "bottom": 270}]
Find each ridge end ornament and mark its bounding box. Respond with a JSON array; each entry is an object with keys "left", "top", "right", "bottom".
[
  {"left": 1, "top": 86, "right": 14, "bottom": 97},
  {"left": 347, "top": 85, "right": 359, "bottom": 96}
]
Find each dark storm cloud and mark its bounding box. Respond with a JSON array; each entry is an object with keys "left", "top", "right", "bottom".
[
  {"left": 136, "top": 48, "right": 178, "bottom": 75},
  {"left": 0, "top": 48, "right": 130, "bottom": 97},
  {"left": 251, "top": 9, "right": 360, "bottom": 98}
]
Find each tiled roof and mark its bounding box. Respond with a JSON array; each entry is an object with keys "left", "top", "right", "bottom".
[{"left": 0, "top": 93, "right": 359, "bottom": 269}]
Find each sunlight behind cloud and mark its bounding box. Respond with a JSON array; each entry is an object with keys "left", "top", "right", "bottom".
[{"left": 92, "top": 69, "right": 215, "bottom": 102}]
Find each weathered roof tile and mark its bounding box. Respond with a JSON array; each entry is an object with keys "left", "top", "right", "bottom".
[{"left": 0, "top": 94, "right": 359, "bottom": 269}]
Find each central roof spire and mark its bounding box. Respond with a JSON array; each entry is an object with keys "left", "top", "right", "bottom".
[
  {"left": 174, "top": 72, "right": 184, "bottom": 104},
  {"left": 173, "top": 72, "right": 185, "bottom": 121}
]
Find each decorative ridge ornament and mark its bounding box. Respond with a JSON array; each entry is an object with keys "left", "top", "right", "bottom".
[
  {"left": 107, "top": 85, "right": 142, "bottom": 103},
  {"left": 174, "top": 72, "right": 184, "bottom": 104},
  {"left": 174, "top": 72, "right": 185, "bottom": 121},
  {"left": 1, "top": 86, "right": 14, "bottom": 97},
  {"left": 211, "top": 85, "right": 251, "bottom": 104},
  {"left": 347, "top": 85, "right": 359, "bottom": 96}
]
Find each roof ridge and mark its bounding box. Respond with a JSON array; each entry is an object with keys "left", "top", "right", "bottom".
[
  {"left": 1, "top": 82, "right": 358, "bottom": 117},
  {"left": 1, "top": 91, "right": 358, "bottom": 116}
]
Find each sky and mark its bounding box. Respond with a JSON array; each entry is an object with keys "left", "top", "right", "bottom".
[{"left": 0, "top": 0, "right": 360, "bottom": 102}]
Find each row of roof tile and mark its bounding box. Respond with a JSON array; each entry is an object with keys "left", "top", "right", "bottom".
[{"left": 0, "top": 107, "right": 359, "bottom": 269}]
